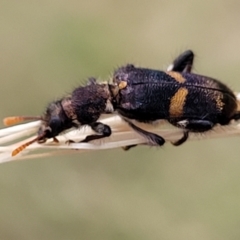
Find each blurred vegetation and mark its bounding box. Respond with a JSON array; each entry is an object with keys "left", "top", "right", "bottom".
[{"left": 1, "top": 0, "right": 240, "bottom": 239}]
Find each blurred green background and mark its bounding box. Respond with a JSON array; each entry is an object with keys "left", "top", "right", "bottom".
[{"left": 1, "top": 0, "right": 240, "bottom": 239}]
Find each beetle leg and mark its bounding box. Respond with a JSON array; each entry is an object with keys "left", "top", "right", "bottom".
[
  {"left": 232, "top": 112, "right": 240, "bottom": 121},
  {"left": 167, "top": 50, "right": 194, "bottom": 73},
  {"left": 124, "top": 119, "right": 165, "bottom": 146},
  {"left": 171, "top": 131, "right": 189, "bottom": 146},
  {"left": 67, "top": 122, "right": 112, "bottom": 143},
  {"left": 171, "top": 119, "right": 215, "bottom": 146},
  {"left": 81, "top": 122, "right": 112, "bottom": 142},
  {"left": 122, "top": 145, "right": 137, "bottom": 151},
  {"left": 176, "top": 119, "right": 214, "bottom": 132}
]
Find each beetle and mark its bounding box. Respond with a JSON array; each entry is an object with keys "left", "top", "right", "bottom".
[{"left": 4, "top": 50, "right": 240, "bottom": 156}]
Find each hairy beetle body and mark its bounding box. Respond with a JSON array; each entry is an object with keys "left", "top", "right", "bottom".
[{"left": 6, "top": 50, "right": 240, "bottom": 155}]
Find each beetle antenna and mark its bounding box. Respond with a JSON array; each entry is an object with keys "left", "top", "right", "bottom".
[
  {"left": 3, "top": 116, "right": 42, "bottom": 126},
  {"left": 12, "top": 133, "right": 45, "bottom": 157}
]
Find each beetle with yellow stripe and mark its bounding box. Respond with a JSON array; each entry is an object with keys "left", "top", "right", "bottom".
[{"left": 4, "top": 50, "right": 240, "bottom": 155}]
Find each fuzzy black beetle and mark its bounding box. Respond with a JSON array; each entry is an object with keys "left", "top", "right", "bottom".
[{"left": 4, "top": 50, "right": 240, "bottom": 155}]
